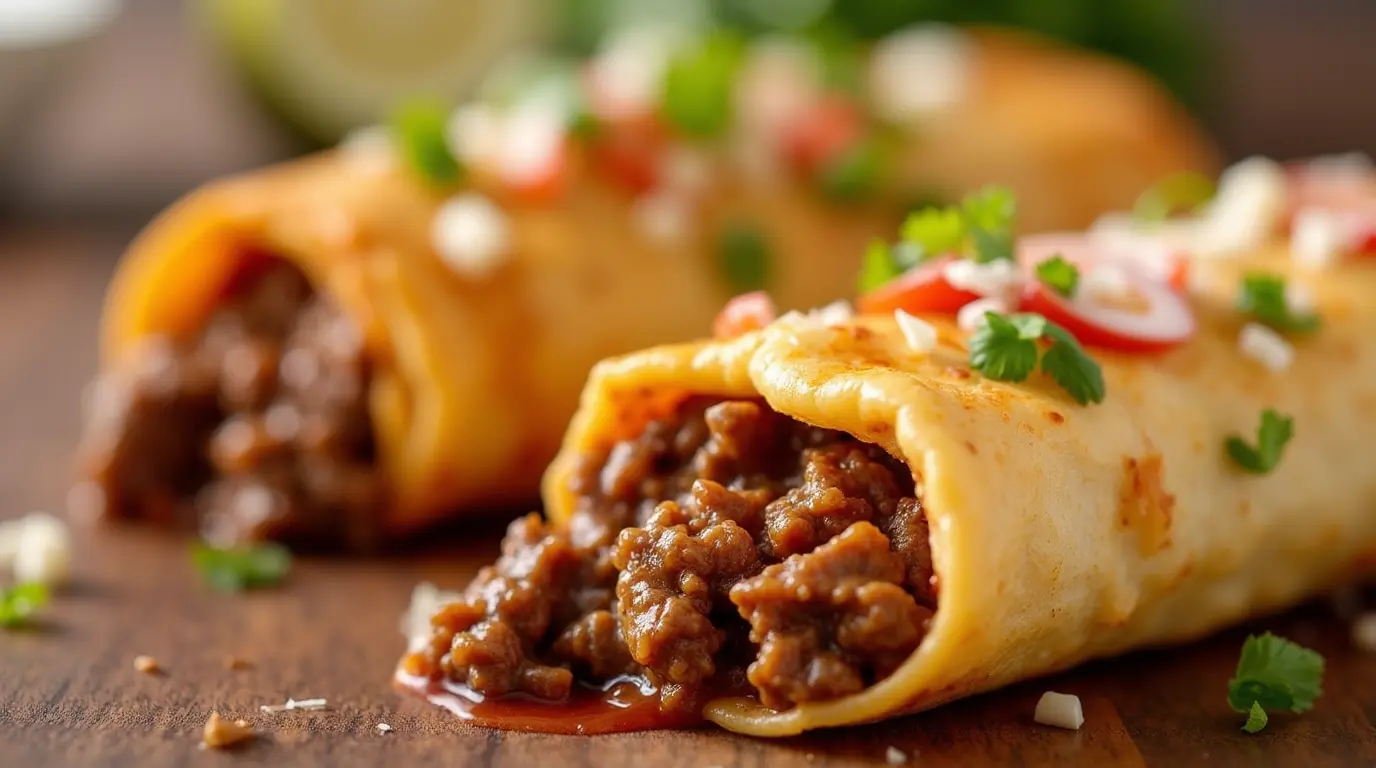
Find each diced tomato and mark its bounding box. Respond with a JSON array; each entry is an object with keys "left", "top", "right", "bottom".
[
  {"left": 1020, "top": 270, "right": 1195, "bottom": 354},
  {"left": 856, "top": 256, "right": 982, "bottom": 316},
  {"left": 713, "top": 291, "right": 777, "bottom": 339},
  {"left": 500, "top": 138, "right": 569, "bottom": 205},
  {"left": 1358, "top": 224, "right": 1376, "bottom": 255},
  {"left": 783, "top": 96, "right": 864, "bottom": 174},
  {"left": 588, "top": 115, "right": 666, "bottom": 195}
]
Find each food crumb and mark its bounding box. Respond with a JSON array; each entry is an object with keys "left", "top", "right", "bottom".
[
  {"left": 202, "top": 712, "right": 254, "bottom": 749},
  {"left": 1352, "top": 612, "right": 1376, "bottom": 652},
  {"left": 376, "top": 723, "right": 393, "bottom": 734},
  {"left": 224, "top": 656, "right": 252, "bottom": 671},
  {"left": 260, "top": 697, "right": 328, "bottom": 713},
  {"left": 1034, "top": 691, "right": 1085, "bottom": 730},
  {"left": 133, "top": 655, "right": 160, "bottom": 674},
  {"left": 886, "top": 746, "right": 907, "bottom": 765}
]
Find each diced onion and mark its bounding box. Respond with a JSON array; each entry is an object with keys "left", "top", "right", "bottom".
[
  {"left": 956, "top": 296, "right": 1010, "bottom": 333},
  {"left": 942, "top": 258, "right": 1022, "bottom": 301},
  {"left": 1292, "top": 207, "right": 1348, "bottom": 269},
  {"left": 1034, "top": 691, "right": 1084, "bottom": 730},
  {"left": 1238, "top": 322, "right": 1295, "bottom": 372},
  {"left": 894, "top": 309, "right": 938, "bottom": 353},
  {"left": 1194, "top": 156, "right": 1288, "bottom": 257}
]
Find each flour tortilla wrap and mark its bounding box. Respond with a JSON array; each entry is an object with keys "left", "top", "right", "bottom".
[
  {"left": 542, "top": 244, "right": 1376, "bottom": 735},
  {"left": 91, "top": 26, "right": 1212, "bottom": 541}
]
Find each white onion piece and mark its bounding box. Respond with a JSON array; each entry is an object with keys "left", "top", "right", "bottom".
[{"left": 1032, "top": 265, "right": 1195, "bottom": 345}]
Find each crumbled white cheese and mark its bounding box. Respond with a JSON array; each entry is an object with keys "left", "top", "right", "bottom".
[
  {"left": 1194, "top": 156, "right": 1288, "bottom": 257},
  {"left": 337, "top": 125, "right": 395, "bottom": 174},
  {"left": 811, "top": 300, "right": 854, "bottom": 326},
  {"left": 259, "top": 698, "right": 328, "bottom": 714},
  {"left": 12, "top": 512, "right": 71, "bottom": 588},
  {"left": 956, "top": 296, "right": 1010, "bottom": 333},
  {"left": 894, "top": 310, "right": 938, "bottom": 353},
  {"left": 885, "top": 746, "right": 908, "bottom": 765},
  {"left": 402, "top": 582, "right": 462, "bottom": 653},
  {"left": 868, "top": 24, "right": 972, "bottom": 124},
  {"left": 1291, "top": 207, "right": 1348, "bottom": 269},
  {"left": 634, "top": 192, "right": 693, "bottom": 245},
  {"left": 376, "top": 723, "right": 394, "bottom": 734},
  {"left": 1353, "top": 613, "right": 1376, "bottom": 652},
  {"left": 1238, "top": 322, "right": 1295, "bottom": 372},
  {"left": 495, "top": 101, "right": 565, "bottom": 187},
  {"left": 1034, "top": 691, "right": 1085, "bottom": 730},
  {"left": 431, "top": 194, "right": 511, "bottom": 279},
  {"left": 942, "top": 258, "right": 1022, "bottom": 301},
  {"left": 658, "top": 146, "right": 714, "bottom": 198},
  {"left": 445, "top": 103, "right": 503, "bottom": 166}
]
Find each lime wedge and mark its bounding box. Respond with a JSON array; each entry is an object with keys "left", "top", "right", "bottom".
[{"left": 197, "top": 0, "right": 551, "bottom": 145}]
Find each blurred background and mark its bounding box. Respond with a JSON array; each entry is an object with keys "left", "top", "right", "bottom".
[{"left": 0, "top": 0, "right": 1372, "bottom": 228}]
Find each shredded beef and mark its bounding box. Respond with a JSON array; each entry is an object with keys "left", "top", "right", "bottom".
[
  {"left": 76, "top": 260, "right": 383, "bottom": 549},
  {"left": 405, "top": 396, "right": 939, "bottom": 718}
]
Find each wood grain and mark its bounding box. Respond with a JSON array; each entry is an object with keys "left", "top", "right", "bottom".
[{"left": 2, "top": 229, "right": 1376, "bottom": 767}]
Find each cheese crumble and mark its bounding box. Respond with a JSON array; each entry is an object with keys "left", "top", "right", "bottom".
[
  {"left": 431, "top": 194, "right": 511, "bottom": 279},
  {"left": 1292, "top": 207, "right": 1347, "bottom": 269},
  {"left": 1034, "top": 691, "right": 1085, "bottom": 730},
  {"left": 894, "top": 310, "right": 938, "bottom": 353}
]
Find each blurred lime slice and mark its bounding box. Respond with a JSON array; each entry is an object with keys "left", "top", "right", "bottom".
[{"left": 198, "top": 0, "right": 551, "bottom": 145}]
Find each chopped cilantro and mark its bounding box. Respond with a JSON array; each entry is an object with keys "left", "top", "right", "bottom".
[
  {"left": 1035, "top": 255, "right": 1080, "bottom": 297},
  {"left": 1242, "top": 701, "right": 1269, "bottom": 734},
  {"left": 969, "top": 312, "right": 1106, "bottom": 405},
  {"left": 389, "top": 100, "right": 462, "bottom": 185},
  {"left": 900, "top": 207, "right": 966, "bottom": 261},
  {"left": 1134, "top": 171, "right": 1217, "bottom": 222},
  {"left": 1226, "top": 409, "right": 1293, "bottom": 475},
  {"left": 1228, "top": 632, "right": 1324, "bottom": 716},
  {"left": 960, "top": 186, "right": 1017, "bottom": 263},
  {"left": 193, "top": 542, "right": 293, "bottom": 593},
  {"left": 0, "top": 582, "right": 48, "bottom": 628},
  {"left": 661, "top": 32, "right": 746, "bottom": 138},
  {"left": 717, "top": 222, "right": 771, "bottom": 294},
  {"left": 817, "top": 138, "right": 885, "bottom": 202},
  {"left": 1237, "top": 273, "right": 1321, "bottom": 334}
]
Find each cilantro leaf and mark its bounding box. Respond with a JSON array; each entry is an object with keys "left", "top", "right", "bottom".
[
  {"left": 661, "top": 31, "right": 745, "bottom": 138},
  {"left": 1228, "top": 632, "right": 1324, "bottom": 714},
  {"left": 1242, "top": 701, "right": 1269, "bottom": 734},
  {"left": 1035, "top": 255, "right": 1080, "bottom": 297},
  {"left": 1226, "top": 409, "right": 1294, "bottom": 475},
  {"left": 389, "top": 100, "right": 463, "bottom": 185},
  {"left": 961, "top": 186, "right": 1017, "bottom": 263},
  {"left": 899, "top": 207, "right": 966, "bottom": 261},
  {"left": 1041, "top": 324, "right": 1107, "bottom": 405},
  {"left": 717, "top": 222, "right": 772, "bottom": 294},
  {"left": 817, "top": 138, "right": 885, "bottom": 202},
  {"left": 969, "top": 312, "right": 1039, "bottom": 382},
  {"left": 1237, "top": 273, "right": 1321, "bottom": 334},
  {"left": 0, "top": 582, "right": 49, "bottom": 628},
  {"left": 193, "top": 542, "right": 293, "bottom": 593},
  {"left": 1134, "top": 171, "right": 1217, "bottom": 223},
  {"left": 968, "top": 312, "right": 1106, "bottom": 405}
]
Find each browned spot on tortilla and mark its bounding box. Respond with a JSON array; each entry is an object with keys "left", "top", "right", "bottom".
[
  {"left": 1118, "top": 454, "right": 1175, "bottom": 556},
  {"left": 848, "top": 326, "right": 874, "bottom": 341},
  {"left": 1166, "top": 561, "right": 1195, "bottom": 591},
  {"left": 1046, "top": 411, "right": 1065, "bottom": 425},
  {"left": 868, "top": 422, "right": 892, "bottom": 436},
  {"left": 963, "top": 441, "right": 978, "bottom": 455},
  {"left": 944, "top": 366, "right": 972, "bottom": 380}
]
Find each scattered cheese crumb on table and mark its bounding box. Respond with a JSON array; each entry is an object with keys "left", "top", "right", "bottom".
[
  {"left": 885, "top": 745, "right": 908, "bottom": 765},
  {"left": 1353, "top": 613, "right": 1376, "bottom": 652},
  {"left": 133, "top": 655, "right": 160, "bottom": 674},
  {"left": 202, "top": 712, "right": 254, "bottom": 749},
  {"left": 260, "top": 697, "right": 328, "bottom": 714},
  {"left": 376, "top": 723, "right": 393, "bottom": 734},
  {"left": 12, "top": 511, "right": 71, "bottom": 587},
  {"left": 1034, "top": 691, "right": 1085, "bottom": 730}
]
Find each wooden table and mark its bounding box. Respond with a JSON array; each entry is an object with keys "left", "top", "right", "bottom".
[{"left": 3, "top": 228, "right": 1376, "bottom": 767}]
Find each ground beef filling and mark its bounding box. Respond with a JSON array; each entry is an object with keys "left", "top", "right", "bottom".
[
  {"left": 405, "top": 398, "right": 937, "bottom": 715},
  {"left": 76, "top": 261, "right": 383, "bottom": 550}
]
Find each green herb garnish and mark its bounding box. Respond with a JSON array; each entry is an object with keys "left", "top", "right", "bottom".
[
  {"left": 1226, "top": 409, "right": 1293, "bottom": 475},
  {"left": 1134, "top": 171, "right": 1217, "bottom": 223},
  {"left": 817, "top": 138, "right": 885, "bottom": 202},
  {"left": 0, "top": 582, "right": 48, "bottom": 627},
  {"left": 1035, "top": 255, "right": 1080, "bottom": 297},
  {"left": 1237, "top": 273, "right": 1321, "bottom": 334},
  {"left": 661, "top": 31, "right": 746, "bottom": 138},
  {"left": 1242, "top": 701, "right": 1269, "bottom": 734},
  {"left": 899, "top": 207, "right": 966, "bottom": 262},
  {"left": 961, "top": 186, "right": 1018, "bottom": 264},
  {"left": 969, "top": 312, "right": 1106, "bottom": 405},
  {"left": 717, "top": 222, "right": 772, "bottom": 294},
  {"left": 1228, "top": 633, "right": 1324, "bottom": 719},
  {"left": 389, "top": 100, "right": 463, "bottom": 185},
  {"left": 193, "top": 542, "right": 293, "bottom": 593}
]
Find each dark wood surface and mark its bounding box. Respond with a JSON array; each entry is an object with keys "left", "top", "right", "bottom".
[{"left": 4, "top": 230, "right": 1376, "bottom": 768}]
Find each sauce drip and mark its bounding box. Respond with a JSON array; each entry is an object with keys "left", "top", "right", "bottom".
[{"left": 394, "top": 671, "right": 701, "bottom": 734}]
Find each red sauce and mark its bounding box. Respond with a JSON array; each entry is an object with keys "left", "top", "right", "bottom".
[{"left": 393, "top": 670, "right": 701, "bottom": 735}]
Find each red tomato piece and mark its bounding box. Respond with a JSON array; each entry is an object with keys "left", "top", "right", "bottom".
[
  {"left": 856, "top": 256, "right": 981, "bottom": 316},
  {"left": 713, "top": 291, "right": 778, "bottom": 339},
  {"left": 589, "top": 115, "right": 666, "bottom": 195},
  {"left": 783, "top": 96, "right": 864, "bottom": 174}
]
